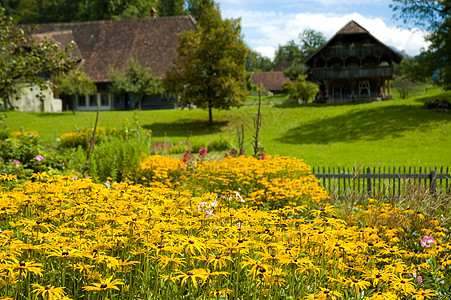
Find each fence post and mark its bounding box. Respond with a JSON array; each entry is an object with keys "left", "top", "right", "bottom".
[
  {"left": 430, "top": 169, "right": 437, "bottom": 194},
  {"left": 367, "top": 167, "right": 372, "bottom": 197}
]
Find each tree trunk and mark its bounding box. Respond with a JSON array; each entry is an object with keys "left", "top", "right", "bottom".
[
  {"left": 138, "top": 95, "right": 143, "bottom": 111},
  {"left": 82, "top": 97, "right": 100, "bottom": 177},
  {"left": 72, "top": 95, "right": 76, "bottom": 114},
  {"left": 208, "top": 106, "right": 213, "bottom": 124}
]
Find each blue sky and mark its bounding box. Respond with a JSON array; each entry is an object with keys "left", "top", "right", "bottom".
[{"left": 216, "top": 0, "right": 430, "bottom": 59}]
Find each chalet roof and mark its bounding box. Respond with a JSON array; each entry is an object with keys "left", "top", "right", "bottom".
[
  {"left": 249, "top": 72, "right": 291, "bottom": 91},
  {"left": 26, "top": 16, "right": 196, "bottom": 83},
  {"left": 336, "top": 20, "right": 369, "bottom": 35},
  {"left": 305, "top": 20, "right": 403, "bottom": 66}
]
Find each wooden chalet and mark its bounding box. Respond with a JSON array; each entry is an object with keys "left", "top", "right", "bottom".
[
  {"left": 27, "top": 15, "right": 196, "bottom": 111},
  {"left": 305, "top": 20, "right": 403, "bottom": 103}
]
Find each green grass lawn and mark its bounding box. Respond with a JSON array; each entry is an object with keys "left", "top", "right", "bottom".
[{"left": 3, "top": 88, "right": 451, "bottom": 168}]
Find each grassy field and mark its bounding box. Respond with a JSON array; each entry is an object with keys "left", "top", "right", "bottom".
[{"left": 3, "top": 88, "right": 451, "bottom": 168}]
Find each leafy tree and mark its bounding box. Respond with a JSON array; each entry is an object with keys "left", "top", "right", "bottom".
[
  {"left": 164, "top": 0, "right": 248, "bottom": 124},
  {"left": 157, "top": 0, "right": 186, "bottom": 17},
  {"left": 282, "top": 75, "right": 319, "bottom": 104},
  {"left": 53, "top": 68, "right": 97, "bottom": 114},
  {"left": 273, "top": 40, "right": 303, "bottom": 68},
  {"left": 283, "top": 60, "right": 305, "bottom": 81},
  {"left": 3, "top": 0, "right": 204, "bottom": 24},
  {"left": 395, "top": 55, "right": 434, "bottom": 83},
  {"left": 3, "top": 0, "right": 159, "bottom": 24},
  {"left": 0, "top": 8, "right": 76, "bottom": 109},
  {"left": 391, "top": 0, "right": 451, "bottom": 89},
  {"left": 299, "top": 29, "right": 326, "bottom": 58},
  {"left": 185, "top": 0, "right": 203, "bottom": 20},
  {"left": 108, "top": 56, "right": 164, "bottom": 111},
  {"left": 246, "top": 49, "right": 272, "bottom": 72},
  {"left": 391, "top": 76, "right": 419, "bottom": 99}
]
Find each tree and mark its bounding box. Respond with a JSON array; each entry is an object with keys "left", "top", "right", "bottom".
[
  {"left": 164, "top": 0, "right": 248, "bottom": 124},
  {"left": 390, "top": 0, "right": 451, "bottom": 89},
  {"left": 3, "top": 0, "right": 159, "bottom": 24},
  {"left": 299, "top": 29, "right": 326, "bottom": 58},
  {"left": 108, "top": 56, "right": 164, "bottom": 111},
  {"left": 0, "top": 8, "right": 76, "bottom": 109},
  {"left": 273, "top": 40, "right": 303, "bottom": 68},
  {"left": 390, "top": 76, "right": 419, "bottom": 99},
  {"left": 282, "top": 75, "right": 319, "bottom": 104},
  {"left": 246, "top": 49, "right": 272, "bottom": 72},
  {"left": 53, "top": 68, "right": 97, "bottom": 114},
  {"left": 185, "top": 0, "right": 203, "bottom": 20},
  {"left": 283, "top": 60, "right": 305, "bottom": 81},
  {"left": 157, "top": 0, "right": 186, "bottom": 17}
]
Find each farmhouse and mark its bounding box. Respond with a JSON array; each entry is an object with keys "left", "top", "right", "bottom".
[
  {"left": 305, "top": 20, "right": 403, "bottom": 103},
  {"left": 249, "top": 71, "right": 291, "bottom": 94},
  {"left": 22, "top": 15, "right": 196, "bottom": 111}
]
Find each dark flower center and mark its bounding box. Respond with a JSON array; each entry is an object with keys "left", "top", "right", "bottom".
[{"left": 100, "top": 284, "right": 107, "bottom": 288}]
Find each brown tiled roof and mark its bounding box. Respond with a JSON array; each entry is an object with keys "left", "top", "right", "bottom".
[
  {"left": 32, "top": 30, "right": 83, "bottom": 61},
  {"left": 249, "top": 72, "right": 291, "bottom": 91},
  {"left": 26, "top": 16, "right": 196, "bottom": 83},
  {"left": 305, "top": 20, "right": 403, "bottom": 65},
  {"left": 273, "top": 61, "right": 293, "bottom": 72},
  {"left": 336, "top": 20, "right": 369, "bottom": 35}
]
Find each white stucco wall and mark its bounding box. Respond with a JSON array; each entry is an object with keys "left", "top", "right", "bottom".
[{"left": 7, "top": 83, "right": 62, "bottom": 112}]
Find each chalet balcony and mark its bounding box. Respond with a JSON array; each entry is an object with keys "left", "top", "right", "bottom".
[
  {"left": 311, "top": 66, "right": 393, "bottom": 80},
  {"left": 325, "top": 45, "right": 386, "bottom": 58}
]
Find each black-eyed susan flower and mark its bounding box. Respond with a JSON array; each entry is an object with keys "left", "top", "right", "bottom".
[
  {"left": 31, "top": 284, "right": 67, "bottom": 300},
  {"left": 82, "top": 275, "right": 124, "bottom": 291}
]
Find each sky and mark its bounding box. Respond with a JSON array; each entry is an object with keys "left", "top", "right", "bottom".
[{"left": 216, "top": 0, "right": 430, "bottom": 60}]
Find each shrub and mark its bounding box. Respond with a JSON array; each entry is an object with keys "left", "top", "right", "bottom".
[
  {"left": 0, "top": 114, "right": 9, "bottom": 140},
  {"left": 84, "top": 136, "right": 149, "bottom": 183},
  {"left": 190, "top": 141, "right": 206, "bottom": 153},
  {"left": 282, "top": 74, "right": 319, "bottom": 104},
  {"left": 169, "top": 143, "right": 190, "bottom": 154},
  {"left": 207, "top": 136, "right": 232, "bottom": 151},
  {"left": 59, "top": 126, "right": 117, "bottom": 149},
  {"left": 0, "top": 134, "right": 69, "bottom": 177}
]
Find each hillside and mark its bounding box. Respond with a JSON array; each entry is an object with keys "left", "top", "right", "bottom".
[{"left": 3, "top": 89, "right": 451, "bottom": 168}]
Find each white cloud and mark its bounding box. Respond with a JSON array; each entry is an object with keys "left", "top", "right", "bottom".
[{"left": 223, "top": 9, "right": 430, "bottom": 60}]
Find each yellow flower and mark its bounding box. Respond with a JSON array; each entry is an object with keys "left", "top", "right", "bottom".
[
  {"left": 82, "top": 275, "right": 124, "bottom": 291},
  {"left": 31, "top": 284, "right": 67, "bottom": 300},
  {"left": 174, "top": 269, "right": 209, "bottom": 289}
]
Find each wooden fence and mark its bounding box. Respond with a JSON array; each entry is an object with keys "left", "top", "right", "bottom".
[{"left": 312, "top": 166, "right": 450, "bottom": 198}]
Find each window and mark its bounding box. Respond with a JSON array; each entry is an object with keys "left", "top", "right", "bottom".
[
  {"left": 78, "top": 95, "right": 86, "bottom": 107},
  {"left": 89, "top": 95, "right": 97, "bottom": 107},
  {"left": 100, "top": 94, "right": 110, "bottom": 106}
]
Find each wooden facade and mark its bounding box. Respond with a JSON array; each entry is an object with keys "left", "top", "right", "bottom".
[{"left": 305, "top": 21, "right": 403, "bottom": 103}]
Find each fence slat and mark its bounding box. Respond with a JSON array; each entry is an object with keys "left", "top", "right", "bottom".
[{"left": 313, "top": 166, "right": 450, "bottom": 198}]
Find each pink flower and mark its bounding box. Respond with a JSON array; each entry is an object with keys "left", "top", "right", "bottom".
[
  {"left": 182, "top": 157, "right": 187, "bottom": 163},
  {"left": 417, "top": 275, "right": 422, "bottom": 284},
  {"left": 13, "top": 159, "right": 20, "bottom": 168},
  {"left": 421, "top": 236, "right": 435, "bottom": 248},
  {"left": 35, "top": 155, "right": 44, "bottom": 162},
  {"left": 198, "top": 147, "right": 207, "bottom": 158}
]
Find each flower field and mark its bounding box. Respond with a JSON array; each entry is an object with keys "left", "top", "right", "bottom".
[{"left": 0, "top": 155, "right": 450, "bottom": 299}]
